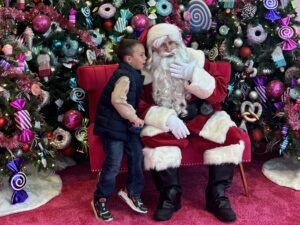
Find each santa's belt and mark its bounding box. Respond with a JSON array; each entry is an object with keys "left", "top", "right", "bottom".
[{"left": 179, "top": 100, "right": 214, "bottom": 121}]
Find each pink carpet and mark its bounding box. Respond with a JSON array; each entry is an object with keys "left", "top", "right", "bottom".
[{"left": 0, "top": 160, "right": 299, "bottom": 225}]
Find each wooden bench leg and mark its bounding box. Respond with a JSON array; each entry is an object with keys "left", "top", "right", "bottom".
[{"left": 239, "top": 163, "right": 249, "bottom": 197}]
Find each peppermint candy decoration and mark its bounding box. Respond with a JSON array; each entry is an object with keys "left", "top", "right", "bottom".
[
  {"left": 10, "top": 172, "right": 27, "bottom": 191},
  {"left": 81, "top": 6, "right": 91, "bottom": 17},
  {"left": 278, "top": 26, "right": 294, "bottom": 40},
  {"left": 263, "top": 0, "right": 278, "bottom": 10},
  {"left": 70, "top": 88, "right": 85, "bottom": 102},
  {"left": 15, "top": 110, "right": 32, "bottom": 130},
  {"left": 187, "top": 0, "right": 212, "bottom": 32}
]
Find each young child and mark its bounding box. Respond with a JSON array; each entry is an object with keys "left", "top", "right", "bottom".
[{"left": 92, "top": 39, "right": 147, "bottom": 222}]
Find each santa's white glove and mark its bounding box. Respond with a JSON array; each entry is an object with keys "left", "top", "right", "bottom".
[
  {"left": 166, "top": 115, "right": 190, "bottom": 139},
  {"left": 169, "top": 60, "right": 196, "bottom": 81}
]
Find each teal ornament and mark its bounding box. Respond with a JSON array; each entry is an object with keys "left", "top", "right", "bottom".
[
  {"left": 52, "top": 40, "right": 62, "bottom": 50},
  {"left": 62, "top": 38, "right": 79, "bottom": 57},
  {"left": 88, "top": 30, "right": 102, "bottom": 46},
  {"left": 69, "top": 77, "right": 77, "bottom": 88},
  {"left": 289, "top": 88, "right": 300, "bottom": 100},
  {"left": 114, "top": 9, "right": 133, "bottom": 33},
  {"left": 109, "top": 35, "right": 124, "bottom": 43},
  {"left": 156, "top": 0, "right": 173, "bottom": 16},
  {"left": 219, "top": 25, "right": 229, "bottom": 35}
]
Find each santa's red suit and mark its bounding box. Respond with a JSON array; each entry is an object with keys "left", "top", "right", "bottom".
[
  {"left": 138, "top": 47, "right": 249, "bottom": 170},
  {"left": 137, "top": 23, "right": 250, "bottom": 222}
]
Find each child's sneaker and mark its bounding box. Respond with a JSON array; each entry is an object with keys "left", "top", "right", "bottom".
[
  {"left": 118, "top": 187, "right": 148, "bottom": 214},
  {"left": 91, "top": 198, "right": 113, "bottom": 222}
]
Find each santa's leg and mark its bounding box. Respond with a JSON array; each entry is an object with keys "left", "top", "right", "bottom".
[
  {"left": 202, "top": 126, "right": 249, "bottom": 222},
  {"left": 143, "top": 146, "right": 182, "bottom": 221}
]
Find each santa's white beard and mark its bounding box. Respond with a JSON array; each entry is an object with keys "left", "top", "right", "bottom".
[{"left": 149, "top": 47, "right": 190, "bottom": 116}]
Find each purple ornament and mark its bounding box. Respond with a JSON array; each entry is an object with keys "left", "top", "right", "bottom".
[
  {"left": 266, "top": 80, "right": 285, "bottom": 99},
  {"left": 32, "top": 15, "right": 51, "bottom": 33},
  {"left": 131, "top": 14, "right": 150, "bottom": 30},
  {"left": 63, "top": 109, "right": 83, "bottom": 130}
]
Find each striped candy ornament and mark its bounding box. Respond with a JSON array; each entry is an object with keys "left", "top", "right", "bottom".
[{"left": 14, "top": 110, "right": 32, "bottom": 130}]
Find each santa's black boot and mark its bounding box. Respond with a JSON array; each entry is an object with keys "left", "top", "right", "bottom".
[
  {"left": 151, "top": 168, "right": 182, "bottom": 221},
  {"left": 206, "top": 164, "right": 237, "bottom": 222}
]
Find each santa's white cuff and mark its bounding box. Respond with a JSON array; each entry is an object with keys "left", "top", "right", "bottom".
[
  {"left": 203, "top": 141, "right": 244, "bottom": 165},
  {"left": 144, "top": 106, "right": 177, "bottom": 131},
  {"left": 199, "top": 111, "right": 236, "bottom": 144},
  {"left": 185, "top": 66, "right": 216, "bottom": 99},
  {"left": 143, "top": 146, "right": 182, "bottom": 171}
]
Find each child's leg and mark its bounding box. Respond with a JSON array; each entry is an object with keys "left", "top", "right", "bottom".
[
  {"left": 94, "top": 136, "right": 125, "bottom": 200},
  {"left": 124, "top": 134, "right": 144, "bottom": 197}
]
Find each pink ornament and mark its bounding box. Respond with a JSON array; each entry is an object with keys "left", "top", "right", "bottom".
[
  {"left": 63, "top": 110, "right": 83, "bottom": 130},
  {"left": 18, "top": 129, "right": 35, "bottom": 143},
  {"left": 32, "top": 15, "right": 51, "bottom": 34},
  {"left": 131, "top": 14, "right": 150, "bottom": 30},
  {"left": 266, "top": 80, "right": 285, "bottom": 99}
]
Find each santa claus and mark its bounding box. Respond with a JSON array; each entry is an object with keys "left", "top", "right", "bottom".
[{"left": 137, "top": 23, "right": 250, "bottom": 222}]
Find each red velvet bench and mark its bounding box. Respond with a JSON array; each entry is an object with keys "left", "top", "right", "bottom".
[{"left": 77, "top": 64, "right": 251, "bottom": 196}]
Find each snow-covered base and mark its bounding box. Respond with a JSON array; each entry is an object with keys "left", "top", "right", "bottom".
[
  {"left": 262, "top": 155, "right": 300, "bottom": 190},
  {"left": 0, "top": 157, "right": 75, "bottom": 217}
]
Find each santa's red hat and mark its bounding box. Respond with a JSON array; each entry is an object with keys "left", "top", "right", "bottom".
[{"left": 139, "top": 23, "right": 182, "bottom": 48}]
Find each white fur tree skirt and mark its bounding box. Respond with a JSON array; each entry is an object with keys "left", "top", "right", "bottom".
[
  {"left": 262, "top": 156, "right": 300, "bottom": 190},
  {"left": 0, "top": 157, "right": 75, "bottom": 217}
]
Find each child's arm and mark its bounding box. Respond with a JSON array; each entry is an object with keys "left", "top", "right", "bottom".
[{"left": 111, "top": 76, "right": 143, "bottom": 127}]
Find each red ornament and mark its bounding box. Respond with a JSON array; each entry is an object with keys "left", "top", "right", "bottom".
[
  {"left": 103, "top": 19, "right": 114, "bottom": 32},
  {"left": 239, "top": 47, "right": 252, "bottom": 58},
  {"left": 46, "top": 131, "right": 53, "bottom": 140},
  {"left": 0, "top": 117, "right": 6, "bottom": 129},
  {"left": 250, "top": 129, "right": 264, "bottom": 142},
  {"left": 22, "top": 144, "right": 31, "bottom": 153},
  {"left": 63, "top": 109, "right": 83, "bottom": 130},
  {"left": 62, "top": 145, "right": 74, "bottom": 157}
]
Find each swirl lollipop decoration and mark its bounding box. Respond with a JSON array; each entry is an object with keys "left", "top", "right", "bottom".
[
  {"left": 278, "top": 17, "right": 298, "bottom": 51},
  {"left": 263, "top": 0, "right": 281, "bottom": 21},
  {"left": 6, "top": 158, "right": 28, "bottom": 204},
  {"left": 187, "top": 0, "right": 212, "bottom": 32}
]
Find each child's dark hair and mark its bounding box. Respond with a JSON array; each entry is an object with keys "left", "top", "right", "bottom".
[{"left": 116, "top": 39, "right": 142, "bottom": 61}]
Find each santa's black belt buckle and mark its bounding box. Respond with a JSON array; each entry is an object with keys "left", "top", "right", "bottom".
[{"left": 199, "top": 102, "right": 214, "bottom": 116}]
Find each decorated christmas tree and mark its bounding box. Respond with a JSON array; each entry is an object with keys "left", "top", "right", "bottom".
[{"left": 1, "top": 0, "right": 300, "bottom": 184}]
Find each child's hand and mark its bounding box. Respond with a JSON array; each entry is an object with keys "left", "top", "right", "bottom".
[{"left": 132, "top": 118, "right": 144, "bottom": 128}]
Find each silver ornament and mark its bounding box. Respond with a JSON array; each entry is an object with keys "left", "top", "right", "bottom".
[
  {"left": 234, "top": 89, "right": 242, "bottom": 98},
  {"left": 179, "top": 4, "right": 185, "bottom": 12},
  {"left": 16, "top": 149, "right": 23, "bottom": 157},
  {"left": 234, "top": 38, "right": 243, "bottom": 48},
  {"left": 126, "top": 26, "right": 134, "bottom": 34},
  {"left": 249, "top": 91, "right": 258, "bottom": 100},
  {"left": 262, "top": 68, "right": 272, "bottom": 75}
]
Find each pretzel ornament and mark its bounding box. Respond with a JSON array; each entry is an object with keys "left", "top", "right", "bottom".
[{"left": 239, "top": 101, "right": 263, "bottom": 132}]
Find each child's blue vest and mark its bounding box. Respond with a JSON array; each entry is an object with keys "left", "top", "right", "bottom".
[{"left": 93, "top": 62, "right": 144, "bottom": 141}]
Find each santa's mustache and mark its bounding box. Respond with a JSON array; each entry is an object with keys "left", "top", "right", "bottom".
[{"left": 159, "top": 50, "right": 176, "bottom": 58}]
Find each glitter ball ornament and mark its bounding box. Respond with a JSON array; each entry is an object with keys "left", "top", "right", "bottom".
[
  {"left": 63, "top": 110, "right": 83, "bottom": 130},
  {"left": 0, "top": 117, "right": 6, "bottom": 128},
  {"left": 234, "top": 89, "right": 242, "bottom": 98},
  {"left": 131, "top": 14, "right": 150, "bottom": 30},
  {"left": 219, "top": 25, "right": 229, "bottom": 35},
  {"left": 234, "top": 38, "right": 243, "bottom": 47},
  {"left": 32, "top": 15, "right": 51, "bottom": 33},
  {"left": 266, "top": 80, "right": 285, "bottom": 99},
  {"left": 22, "top": 144, "right": 30, "bottom": 153}
]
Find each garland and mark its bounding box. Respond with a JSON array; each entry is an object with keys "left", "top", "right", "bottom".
[{"left": 0, "top": 3, "right": 103, "bottom": 55}]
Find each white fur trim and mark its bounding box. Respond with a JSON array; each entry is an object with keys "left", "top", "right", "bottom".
[
  {"left": 141, "top": 125, "right": 164, "bottom": 137},
  {"left": 199, "top": 111, "right": 236, "bottom": 144},
  {"left": 141, "top": 69, "right": 153, "bottom": 85},
  {"left": 185, "top": 49, "right": 216, "bottom": 99},
  {"left": 143, "top": 146, "right": 182, "bottom": 171},
  {"left": 144, "top": 106, "right": 177, "bottom": 131},
  {"left": 203, "top": 141, "right": 245, "bottom": 165}
]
